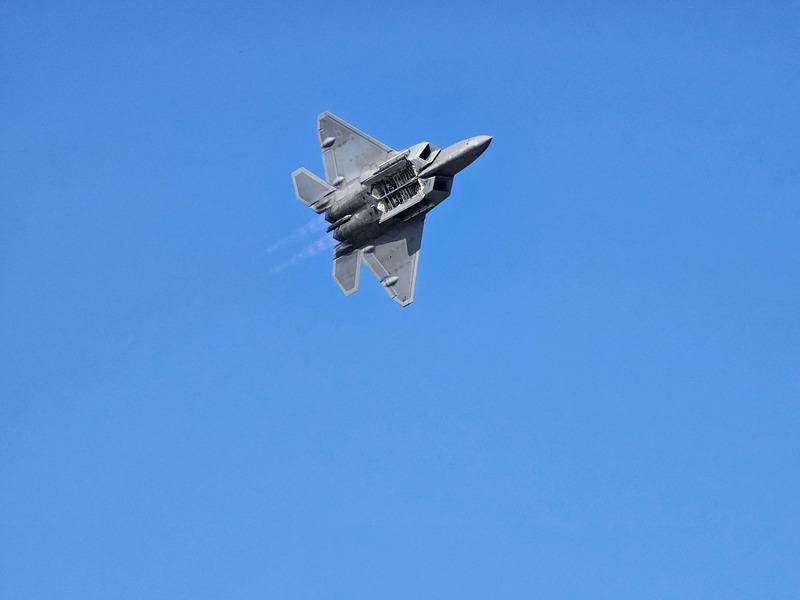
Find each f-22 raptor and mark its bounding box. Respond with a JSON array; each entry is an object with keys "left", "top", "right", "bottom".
[{"left": 292, "top": 112, "right": 491, "bottom": 306}]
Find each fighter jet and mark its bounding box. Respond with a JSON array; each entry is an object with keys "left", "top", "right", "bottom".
[{"left": 292, "top": 112, "right": 491, "bottom": 306}]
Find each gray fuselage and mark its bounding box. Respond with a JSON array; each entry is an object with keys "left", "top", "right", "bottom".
[{"left": 323, "top": 136, "right": 491, "bottom": 257}]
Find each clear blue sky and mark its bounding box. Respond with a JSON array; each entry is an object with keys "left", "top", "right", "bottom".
[{"left": 2, "top": 2, "right": 798, "bottom": 598}]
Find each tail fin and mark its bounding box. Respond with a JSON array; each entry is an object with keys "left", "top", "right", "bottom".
[
  {"left": 332, "top": 249, "right": 360, "bottom": 295},
  {"left": 292, "top": 168, "right": 335, "bottom": 213}
]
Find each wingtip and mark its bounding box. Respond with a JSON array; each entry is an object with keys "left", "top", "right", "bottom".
[
  {"left": 318, "top": 111, "right": 339, "bottom": 122},
  {"left": 395, "top": 296, "right": 414, "bottom": 307}
]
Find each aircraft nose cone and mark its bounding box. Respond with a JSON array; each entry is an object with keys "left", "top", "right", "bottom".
[
  {"left": 470, "top": 135, "right": 492, "bottom": 157},
  {"left": 461, "top": 135, "right": 492, "bottom": 164},
  {"left": 419, "top": 134, "right": 492, "bottom": 177},
  {"left": 474, "top": 135, "right": 492, "bottom": 149}
]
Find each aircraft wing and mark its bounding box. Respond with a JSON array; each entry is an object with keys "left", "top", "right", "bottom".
[
  {"left": 360, "top": 216, "right": 425, "bottom": 306},
  {"left": 318, "top": 112, "right": 394, "bottom": 184}
]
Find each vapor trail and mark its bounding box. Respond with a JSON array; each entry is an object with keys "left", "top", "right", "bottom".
[
  {"left": 264, "top": 214, "right": 327, "bottom": 254},
  {"left": 268, "top": 219, "right": 337, "bottom": 274},
  {"left": 289, "top": 235, "right": 338, "bottom": 264}
]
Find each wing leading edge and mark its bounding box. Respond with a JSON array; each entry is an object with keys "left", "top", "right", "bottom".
[{"left": 318, "top": 112, "right": 394, "bottom": 184}]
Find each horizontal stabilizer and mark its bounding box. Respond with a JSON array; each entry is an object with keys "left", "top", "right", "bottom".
[
  {"left": 292, "top": 168, "right": 335, "bottom": 213},
  {"left": 332, "top": 250, "right": 360, "bottom": 295}
]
